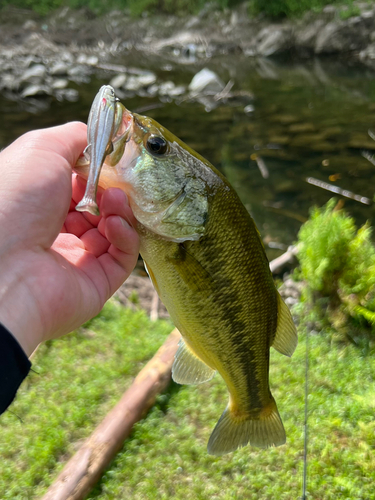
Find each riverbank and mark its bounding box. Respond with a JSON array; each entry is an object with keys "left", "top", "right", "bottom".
[{"left": 2, "top": 2, "right": 375, "bottom": 103}]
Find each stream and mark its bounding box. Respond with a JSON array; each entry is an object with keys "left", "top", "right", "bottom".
[{"left": 1, "top": 53, "right": 375, "bottom": 261}]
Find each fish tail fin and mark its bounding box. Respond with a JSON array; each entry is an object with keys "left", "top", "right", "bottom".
[{"left": 207, "top": 398, "right": 286, "bottom": 456}]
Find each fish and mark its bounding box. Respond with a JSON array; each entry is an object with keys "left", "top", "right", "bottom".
[
  {"left": 75, "top": 85, "right": 124, "bottom": 215},
  {"left": 75, "top": 97, "right": 297, "bottom": 456}
]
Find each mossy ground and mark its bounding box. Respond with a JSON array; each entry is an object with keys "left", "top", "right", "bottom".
[{"left": 0, "top": 300, "right": 374, "bottom": 499}]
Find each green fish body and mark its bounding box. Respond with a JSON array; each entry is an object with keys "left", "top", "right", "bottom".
[{"left": 75, "top": 107, "right": 297, "bottom": 455}]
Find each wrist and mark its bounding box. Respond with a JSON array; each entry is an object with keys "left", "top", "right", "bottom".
[{"left": 0, "top": 254, "right": 43, "bottom": 357}]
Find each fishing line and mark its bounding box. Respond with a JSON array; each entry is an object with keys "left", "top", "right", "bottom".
[{"left": 301, "top": 327, "right": 310, "bottom": 500}]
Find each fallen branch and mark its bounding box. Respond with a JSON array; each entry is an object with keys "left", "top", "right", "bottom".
[
  {"left": 150, "top": 290, "right": 159, "bottom": 321},
  {"left": 269, "top": 245, "right": 299, "bottom": 274},
  {"left": 41, "top": 328, "right": 180, "bottom": 500}
]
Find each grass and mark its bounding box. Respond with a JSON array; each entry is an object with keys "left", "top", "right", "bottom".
[{"left": 1, "top": 300, "right": 375, "bottom": 499}]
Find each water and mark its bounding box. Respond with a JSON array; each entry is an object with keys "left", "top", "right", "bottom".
[{"left": 2, "top": 54, "right": 375, "bottom": 261}]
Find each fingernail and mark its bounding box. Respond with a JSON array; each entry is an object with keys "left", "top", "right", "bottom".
[{"left": 119, "top": 216, "right": 130, "bottom": 228}]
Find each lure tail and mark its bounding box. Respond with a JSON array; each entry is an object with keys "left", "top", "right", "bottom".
[{"left": 207, "top": 397, "right": 285, "bottom": 456}]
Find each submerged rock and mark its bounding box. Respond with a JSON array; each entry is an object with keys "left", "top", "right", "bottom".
[
  {"left": 21, "top": 84, "right": 50, "bottom": 97},
  {"left": 188, "top": 68, "right": 225, "bottom": 94}
]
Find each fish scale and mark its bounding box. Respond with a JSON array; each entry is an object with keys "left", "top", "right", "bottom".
[{"left": 75, "top": 99, "right": 297, "bottom": 455}]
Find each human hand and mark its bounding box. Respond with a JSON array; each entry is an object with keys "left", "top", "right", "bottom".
[{"left": 0, "top": 122, "right": 139, "bottom": 356}]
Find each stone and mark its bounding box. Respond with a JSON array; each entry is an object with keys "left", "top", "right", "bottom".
[
  {"left": 61, "top": 88, "right": 79, "bottom": 102},
  {"left": 23, "top": 20, "right": 37, "bottom": 31},
  {"left": 125, "top": 76, "right": 143, "bottom": 91},
  {"left": 68, "top": 65, "right": 91, "bottom": 80},
  {"left": 50, "top": 62, "right": 69, "bottom": 76},
  {"left": 110, "top": 73, "right": 127, "bottom": 89},
  {"left": 20, "top": 64, "right": 47, "bottom": 81},
  {"left": 188, "top": 68, "right": 225, "bottom": 94},
  {"left": 137, "top": 72, "right": 157, "bottom": 87},
  {"left": 76, "top": 53, "right": 88, "bottom": 64},
  {"left": 86, "top": 55, "right": 99, "bottom": 66},
  {"left": 255, "top": 27, "right": 293, "bottom": 56},
  {"left": 296, "top": 20, "right": 325, "bottom": 49},
  {"left": 158, "top": 81, "right": 177, "bottom": 95},
  {"left": 244, "top": 104, "right": 254, "bottom": 114},
  {"left": 51, "top": 78, "right": 69, "bottom": 90},
  {"left": 315, "top": 17, "right": 371, "bottom": 54},
  {"left": 21, "top": 84, "right": 50, "bottom": 97},
  {"left": 1, "top": 74, "right": 18, "bottom": 90}
]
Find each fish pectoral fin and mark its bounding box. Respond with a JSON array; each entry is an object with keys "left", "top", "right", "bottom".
[
  {"left": 172, "top": 339, "right": 216, "bottom": 385},
  {"left": 167, "top": 243, "right": 212, "bottom": 292},
  {"left": 272, "top": 291, "right": 298, "bottom": 357},
  {"left": 143, "top": 261, "right": 161, "bottom": 295},
  {"left": 207, "top": 397, "right": 286, "bottom": 456}
]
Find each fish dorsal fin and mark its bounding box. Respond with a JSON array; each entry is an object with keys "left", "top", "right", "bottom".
[
  {"left": 172, "top": 339, "right": 216, "bottom": 385},
  {"left": 272, "top": 291, "right": 298, "bottom": 357}
]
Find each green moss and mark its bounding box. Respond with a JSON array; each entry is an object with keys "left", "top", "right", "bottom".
[{"left": 297, "top": 198, "right": 375, "bottom": 335}]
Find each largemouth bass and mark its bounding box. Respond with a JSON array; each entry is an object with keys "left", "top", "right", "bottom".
[{"left": 75, "top": 96, "right": 297, "bottom": 456}]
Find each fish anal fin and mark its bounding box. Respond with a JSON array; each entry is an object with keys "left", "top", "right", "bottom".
[
  {"left": 207, "top": 397, "right": 286, "bottom": 456},
  {"left": 172, "top": 339, "right": 216, "bottom": 385},
  {"left": 272, "top": 291, "right": 298, "bottom": 357}
]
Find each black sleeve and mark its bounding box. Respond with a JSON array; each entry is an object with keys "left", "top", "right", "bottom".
[{"left": 0, "top": 323, "right": 31, "bottom": 415}]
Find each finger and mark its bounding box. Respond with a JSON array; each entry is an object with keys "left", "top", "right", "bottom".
[
  {"left": 20, "top": 122, "right": 87, "bottom": 169},
  {"left": 98, "top": 247, "right": 138, "bottom": 296},
  {"left": 100, "top": 188, "right": 137, "bottom": 227},
  {"left": 103, "top": 215, "right": 140, "bottom": 256},
  {"left": 80, "top": 228, "right": 110, "bottom": 257},
  {"left": 64, "top": 211, "right": 95, "bottom": 238}
]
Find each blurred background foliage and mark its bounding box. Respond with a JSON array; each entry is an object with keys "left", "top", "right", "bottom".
[{"left": 0, "top": 0, "right": 366, "bottom": 18}]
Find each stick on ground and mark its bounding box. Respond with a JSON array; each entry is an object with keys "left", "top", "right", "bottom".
[{"left": 41, "top": 328, "right": 180, "bottom": 500}]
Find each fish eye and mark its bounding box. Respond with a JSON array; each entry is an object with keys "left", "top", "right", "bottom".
[{"left": 146, "top": 135, "right": 168, "bottom": 155}]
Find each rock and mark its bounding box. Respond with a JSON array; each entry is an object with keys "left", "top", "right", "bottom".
[
  {"left": 244, "top": 104, "right": 254, "bottom": 114},
  {"left": 23, "top": 20, "right": 37, "bottom": 31},
  {"left": 147, "top": 84, "right": 159, "bottom": 96},
  {"left": 110, "top": 73, "right": 127, "bottom": 89},
  {"left": 125, "top": 75, "right": 143, "bottom": 91},
  {"left": 51, "top": 78, "right": 69, "bottom": 90},
  {"left": 296, "top": 19, "right": 325, "bottom": 50},
  {"left": 255, "top": 27, "right": 293, "bottom": 56},
  {"left": 20, "top": 64, "right": 47, "bottom": 82},
  {"left": 76, "top": 53, "right": 88, "bottom": 64},
  {"left": 50, "top": 62, "right": 69, "bottom": 76},
  {"left": 21, "top": 84, "right": 50, "bottom": 97},
  {"left": 86, "top": 55, "right": 99, "bottom": 66},
  {"left": 60, "top": 88, "right": 79, "bottom": 102},
  {"left": 137, "top": 72, "right": 157, "bottom": 87},
  {"left": 188, "top": 68, "right": 225, "bottom": 94},
  {"left": 315, "top": 18, "right": 371, "bottom": 54},
  {"left": 322, "top": 5, "right": 337, "bottom": 15},
  {"left": 1, "top": 73, "right": 18, "bottom": 90},
  {"left": 23, "top": 33, "right": 59, "bottom": 56},
  {"left": 158, "top": 81, "right": 177, "bottom": 95},
  {"left": 67, "top": 65, "right": 91, "bottom": 82}
]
